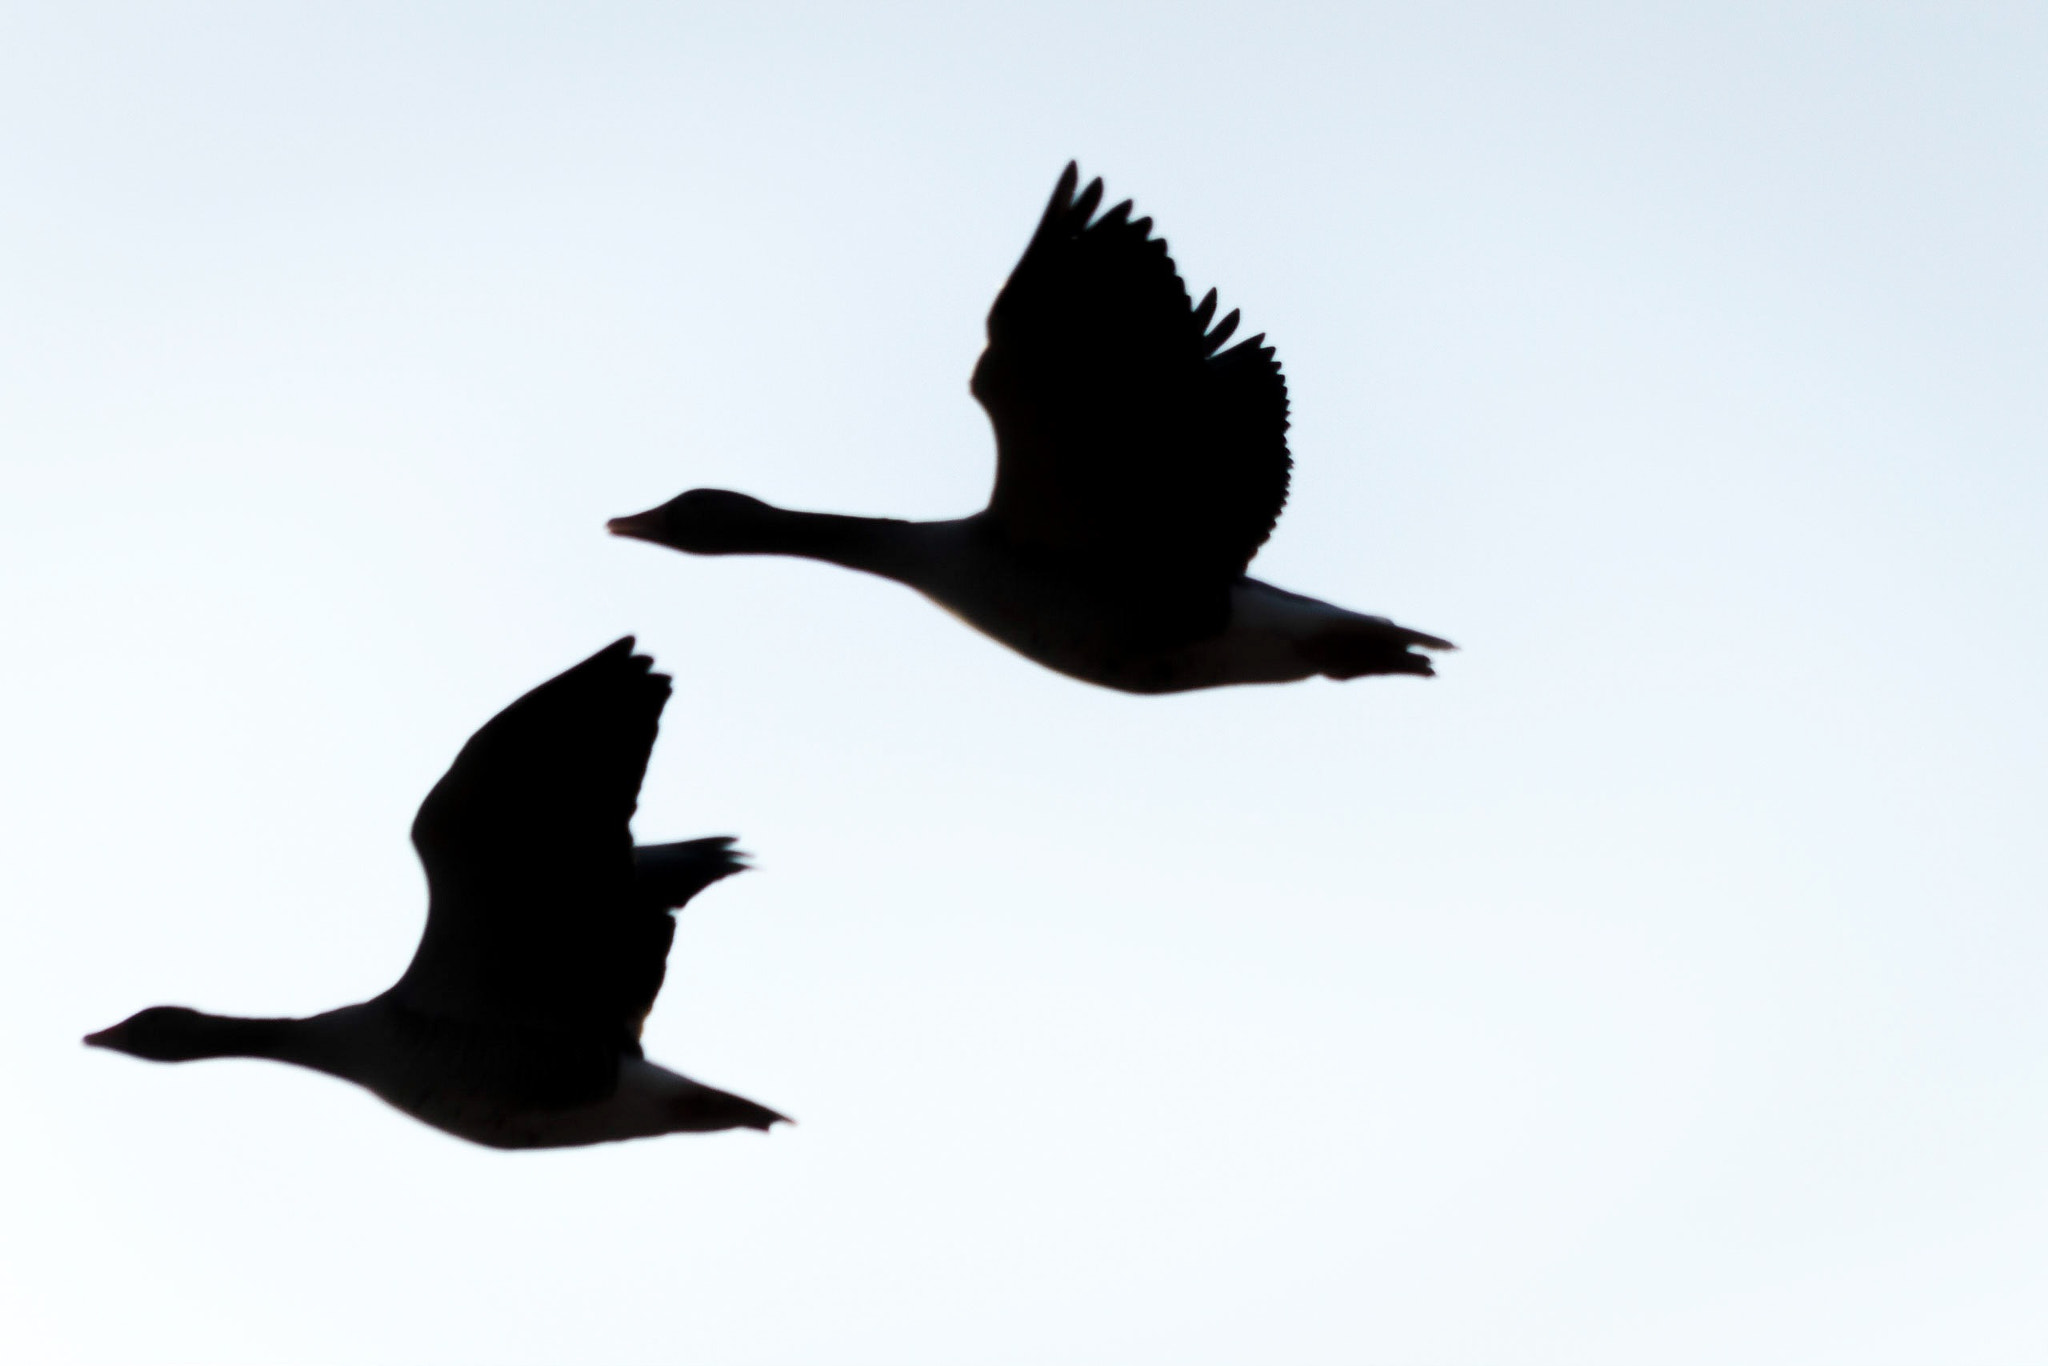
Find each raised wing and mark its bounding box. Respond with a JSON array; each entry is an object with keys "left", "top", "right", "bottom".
[
  {"left": 392, "top": 638, "right": 678, "bottom": 1046},
  {"left": 972, "top": 163, "right": 1292, "bottom": 598}
]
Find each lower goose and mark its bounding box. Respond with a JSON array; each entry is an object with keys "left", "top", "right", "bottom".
[{"left": 84, "top": 638, "right": 787, "bottom": 1148}]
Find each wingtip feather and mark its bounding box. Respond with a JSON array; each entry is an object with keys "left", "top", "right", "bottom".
[
  {"left": 1073, "top": 177, "right": 1105, "bottom": 225},
  {"left": 1035, "top": 163, "right": 1084, "bottom": 240},
  {"left": 1203, "top": 308, "right": 1241, "bottom": 353}
]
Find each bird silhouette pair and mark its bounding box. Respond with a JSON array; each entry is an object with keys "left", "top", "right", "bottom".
[{"left": 86, "top": 165, "right": 1452, "bottom": 1148}]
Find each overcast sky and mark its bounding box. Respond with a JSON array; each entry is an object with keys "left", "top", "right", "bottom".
[{"left": 3, "top": 3, "right": 2045, "bottom": 1363}]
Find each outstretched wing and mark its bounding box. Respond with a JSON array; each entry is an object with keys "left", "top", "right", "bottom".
[
  {"left": 972, "top": 163, "right": 1292, "bottom": 598},
  {"left": 392, "top": 638, "right": 679, "bottom": 1045}
]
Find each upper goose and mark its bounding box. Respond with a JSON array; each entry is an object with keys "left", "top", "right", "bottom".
[
  {"left": 609, "top": 163, "right": 1452, "bottom": 694},
  {"left": 84, "top": 638, "right": 787, "bottom": 1149}
]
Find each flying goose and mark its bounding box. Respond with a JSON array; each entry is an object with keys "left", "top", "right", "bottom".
[
  {"left": 609, "top": 163, "right": 1452, "bottom": 693},
  {"left": 84, "top": 639, "right": 787, "bottom": 1148}
]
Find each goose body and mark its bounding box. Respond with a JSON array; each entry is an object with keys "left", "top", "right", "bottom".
[
  {"left": 84, "top": 640, "right": 787, "bottom": 1149},
  {"left": 610, "top": 164, "right": 1452, "bottom": 693}
]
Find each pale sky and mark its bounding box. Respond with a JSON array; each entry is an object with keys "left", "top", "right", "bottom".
[{"left": 3, "top": 3, "right": 2045, "bottom": 1363}]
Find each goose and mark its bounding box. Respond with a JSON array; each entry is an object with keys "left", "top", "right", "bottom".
[
  {"left": 609, "top": 163, "right": 1452, "bottom": 694},
  {"left": 83, "top": 638, "right": 787, "bottom": 1148}
]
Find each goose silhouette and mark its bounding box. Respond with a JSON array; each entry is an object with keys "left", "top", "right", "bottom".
[
  {"left": 611, "top": 163, "right": 1452, "bottom": 693},
  {"left": 84, "top": 639, "right": 787, "bottom": 1148}
]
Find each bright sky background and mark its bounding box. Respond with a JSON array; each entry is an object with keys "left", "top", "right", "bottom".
[{"left": 3, "top": 3, "right": 2045, "bottom": 1362}]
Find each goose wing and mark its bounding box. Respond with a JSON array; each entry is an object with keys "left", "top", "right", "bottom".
[
  {"left": 972, "top": 163, "right": 1292, "bottom": 597},
  {"left": 392, "top": 638, "right": 681, "bottom": 1047}
]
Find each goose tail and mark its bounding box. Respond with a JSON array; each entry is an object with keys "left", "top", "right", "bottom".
[{"left": 1299, "top": 617, "right": 1455, "bottom": 679}]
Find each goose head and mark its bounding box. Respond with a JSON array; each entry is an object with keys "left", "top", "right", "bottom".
[
  {"left": 607, "top": 489, "right": 779, "bottom": 555},
  {"left": 84, "top": 1007, "right": 218, "bottom": 1062}
]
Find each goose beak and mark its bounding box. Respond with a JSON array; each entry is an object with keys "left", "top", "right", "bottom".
[
  {"left": 82, "top": 1026, "right": 117, "bottom": 1048},
  {"left": 606, "top": 508, "right": 666, "bottom": 542}
]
